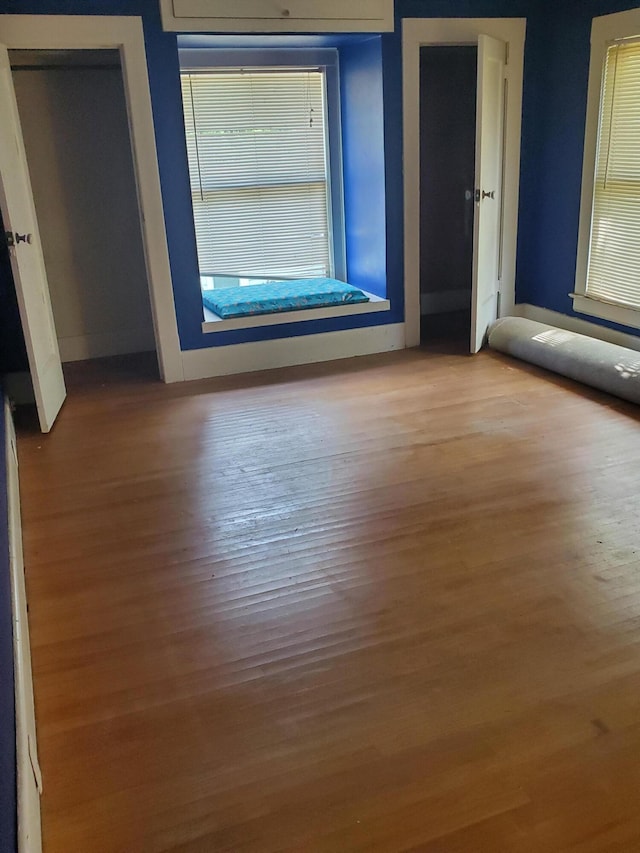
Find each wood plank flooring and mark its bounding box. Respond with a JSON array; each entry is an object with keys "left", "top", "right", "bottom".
[{"left": 15, "top": 347, "right": 640, "bottom": 852}]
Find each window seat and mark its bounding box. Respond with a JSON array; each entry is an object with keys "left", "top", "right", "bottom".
[
  {"left": 203, "top": 278, "right": 369, "bottom": 319},
  {"left": 202, "top": 280, "right": 390, "bottom": 333}
]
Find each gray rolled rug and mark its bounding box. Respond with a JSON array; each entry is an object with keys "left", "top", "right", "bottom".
[{"left": 488, "top": 317, "right": 640, "bottom": 405}]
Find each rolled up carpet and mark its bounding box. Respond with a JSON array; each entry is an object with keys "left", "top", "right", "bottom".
[{"left": 487, "top": 317, "right": 640, "bottom": 405}]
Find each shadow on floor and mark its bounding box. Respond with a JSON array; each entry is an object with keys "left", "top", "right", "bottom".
[{"left": 62, "top": 351, "right": 159, "bottom": 391}]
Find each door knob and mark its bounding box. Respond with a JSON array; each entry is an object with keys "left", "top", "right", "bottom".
[
  {"left": 482, "top": 190, "right": 495, "bottom": 200},
  {"left": 5, "top": 231, "right": 32, "bottom": 247}
]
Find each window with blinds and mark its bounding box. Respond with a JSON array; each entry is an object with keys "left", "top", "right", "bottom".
[
  {"left": 180, "top": 68, "right": 332, "bottom": 280},
  {"left": 586, "top": 39, "right": 640, "bottom": 309}
]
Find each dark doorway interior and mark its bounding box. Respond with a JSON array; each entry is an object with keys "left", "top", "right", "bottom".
[{"left": 419, "top": 46, "right": 477, "bottom": 347}]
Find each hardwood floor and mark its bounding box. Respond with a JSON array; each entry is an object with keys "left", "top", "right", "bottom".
[{"left": 15, "top": 348, "right": 640, "bottom": 852}]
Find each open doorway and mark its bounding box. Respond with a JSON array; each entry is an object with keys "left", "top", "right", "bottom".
[
  {"left": 0, "top": 15, "right": 182, "bottom": 432},
  {"left": 9, "top": 48, "right": 156, "bottom": 376},
  {"left": 402, "top": 18, "right": 526, "bottom": 352},
  {"left": 419, "top": 46, "right": 476, "bottom": 348}
]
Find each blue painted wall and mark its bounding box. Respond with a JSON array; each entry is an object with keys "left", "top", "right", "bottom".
[
  {"left": 0, "top": 0, "right": 542, "bottom": 358},
  {"left": 2, "top": 0, "right": 639, "bottom": 358},
  {"left": 340, "top": 37, "right": 387, "bottom": 300},
  {"left": 0, "top": 1, "right": 407, "bottom": 351},
  {"left": 175, "top": 33, "right": 399, "bottom": 343},
  {"left": 515, "top": 0, "right": 640, "bottom": 338},
  {"left": 172, "top": 33, "right": 402, "bottom": 347},
  {"left": 0, "top": 397, "right": 17, "bottom": 853}
]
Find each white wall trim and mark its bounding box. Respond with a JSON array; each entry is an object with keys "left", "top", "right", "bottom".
[
  {"left": 402, "top": 17, "right": 526, "bottom": 347},
  {"left": 573, "top": 7, "right": 640, "bottom": 323},
  {"left": 572, "top": 294, "right": 640, "bottom": 331},
  {"left": 182, "top": 322, "right": 404, "bottom": 380},
  {"left": 512, "top": 303, "right": 640, "bottom": 352},
  {"left": 0, "top": 16, "right": 184, "bottom": 383},
  {"left": 159, "top": 0, "right": 395, "bottom": 33},
  {"left": 4, "top": 398, "right": 43, "bottom": 853}
]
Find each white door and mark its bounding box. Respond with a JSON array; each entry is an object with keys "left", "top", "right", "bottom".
[
  {"left": 0, "top": 45, "right": 65, "bottom": 432},
  {"left": 471, "top": 34, "right": 506, "bottom": 354}
]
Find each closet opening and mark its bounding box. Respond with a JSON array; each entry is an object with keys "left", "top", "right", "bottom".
[
  {"left": 419, "top": 45, "right": 477, "bottom": 348},
  {"left": 9, "top": 48, "right": 157, "bottom": 382}
]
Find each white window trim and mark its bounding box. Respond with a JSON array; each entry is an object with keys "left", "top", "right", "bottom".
[
  {"left": 179, "top": 48, "right": 346, "bottom": 284},
  {"left": 574, "top": 7, "right": 640, "bottom": 330},
  {"left": 202, "top": 289, "right": 390, "bottom": 333}
]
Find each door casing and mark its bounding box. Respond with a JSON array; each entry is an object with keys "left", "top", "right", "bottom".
[
  {"left": 0, "top": 15, "right": 183, "bottom": 382},
  {"left": 402, "top": 17, "right": 526, "bottom": 348}
]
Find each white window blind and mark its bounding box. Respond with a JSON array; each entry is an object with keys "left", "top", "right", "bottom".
[
  {"left": 180, "top": 68, "right": 331, "bottom": 279},
  {"left": 587, "top": 39, "right": 640, "bottom": 309}
]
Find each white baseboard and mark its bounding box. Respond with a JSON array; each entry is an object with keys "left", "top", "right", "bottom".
[
  {"left": 421, "top": 289, "right": 470, "bottom": 315},
  {"left": 58, "top": 327, "right": 156, "bottom": 362},
  {"left": 512, "top": 304, "right": 640, "bottom": 352},
  {"left": 181, "top": 322, "right": 406, "bottom": 381}
]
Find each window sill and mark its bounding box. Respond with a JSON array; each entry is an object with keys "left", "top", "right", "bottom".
[
  {"left": 201, "top": 290, "right": 390, "bottom": 333},
  {"left": 572, "top": 294, "right": 640, "bottom": 331}
]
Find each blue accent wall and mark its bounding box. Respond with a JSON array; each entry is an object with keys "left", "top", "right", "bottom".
[
  {"left": 174, "top": 32, "right": 401, "bottom": 346},
  {"left": 514, "top": 0, "right": 640, "bottom": 338},
  {"left": 2, "top": 0, "right": 639, "bottom": 360},
  {"left": 0, "top": 0, "right": 542, "bottom": 359},
  {"left": 381, "top": 30, "right": 405, "bottom": 321},
  {"left": 340, "top": 37, "right": 387, "bottom": 299},
  {"left": 0, "top": 398, "right": 17, "bottom": 853}
]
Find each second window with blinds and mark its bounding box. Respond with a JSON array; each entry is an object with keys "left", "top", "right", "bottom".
[
  {"left": 574, "top": 8, "right": 640, "bottom": 329},
  {"left": 180, "top": 53, "right": 345, "bottom": 296}
]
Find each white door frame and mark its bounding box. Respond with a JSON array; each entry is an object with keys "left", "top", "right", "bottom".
[
  {"left": 402, "top": 17, "right": 526, "bottom": 347},
  {"left": 0, "top": 15, "right": 184, "bottom": 382}
]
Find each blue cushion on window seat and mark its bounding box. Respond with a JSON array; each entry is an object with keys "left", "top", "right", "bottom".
[{"left": 202, "top": 278, "right": 369, "bottom": 319}]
